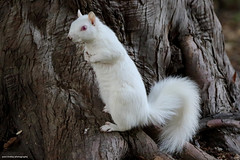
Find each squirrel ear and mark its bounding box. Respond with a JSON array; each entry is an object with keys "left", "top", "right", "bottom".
[
  {"left": 77, "top": 9, "right": 82, "bottom": 17},
  {"left": 88, "top": 11, "right": 96, "bottom": 26}
]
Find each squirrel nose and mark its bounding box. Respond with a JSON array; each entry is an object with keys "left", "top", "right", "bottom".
[{"left": 67, "top": 35, "right": 72, "bottom": 40}]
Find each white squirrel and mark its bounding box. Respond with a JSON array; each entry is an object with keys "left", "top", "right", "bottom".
[{"left": 68, "top": 10, "right": 201, "bottom": 153}]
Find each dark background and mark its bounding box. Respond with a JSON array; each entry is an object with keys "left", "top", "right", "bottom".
[{"left": 215, "top": 0, "right": 240, "bottom": 72}]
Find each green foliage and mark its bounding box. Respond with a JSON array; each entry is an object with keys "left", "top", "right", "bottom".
[{"left": 233, "top": 12, "right": 240, "bottom": 22}]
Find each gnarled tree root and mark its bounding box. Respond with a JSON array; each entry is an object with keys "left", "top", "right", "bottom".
[
  {"left": 199, "top": 112, "right": 240, "bottom": 132},
  {"left": 181, "top": 142, "right": 217, "bottom": 160}
]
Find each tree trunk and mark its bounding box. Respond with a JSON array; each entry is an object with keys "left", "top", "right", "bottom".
[{"left": 0, "top": 0, "right": 239, "bottom": 159}]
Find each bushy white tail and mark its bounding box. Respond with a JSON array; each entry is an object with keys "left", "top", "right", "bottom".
[{"left": 147, "top": 77, "right": 200, "bottom": 153}]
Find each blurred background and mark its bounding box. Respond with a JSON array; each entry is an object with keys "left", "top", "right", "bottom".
[{"left": 214, "top": 0, "right": 240, "bottom": 73}]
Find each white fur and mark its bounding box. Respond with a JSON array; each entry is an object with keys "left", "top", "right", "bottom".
[{"left": 68, "top": 11, "right": 201, "bottom": 153}]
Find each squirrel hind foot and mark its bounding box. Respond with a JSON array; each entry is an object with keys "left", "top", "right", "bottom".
[{"left": 100, "top": 122, "right": 119, "bottom": 132}]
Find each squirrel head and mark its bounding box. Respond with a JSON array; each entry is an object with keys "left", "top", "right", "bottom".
[{"left": 68, "top": 10, "right": 98, "bottom": 43}]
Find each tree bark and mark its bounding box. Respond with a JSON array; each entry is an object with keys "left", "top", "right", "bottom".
[{"left": 0, "top": 0, "right": 239, "bottom": 159}]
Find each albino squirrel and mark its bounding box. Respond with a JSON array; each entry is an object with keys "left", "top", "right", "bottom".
[{"left": 68, "top": 10, "right": 201, "bottom": 153}]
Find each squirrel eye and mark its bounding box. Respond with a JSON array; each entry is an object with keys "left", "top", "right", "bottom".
[{"left": 80, "top": 25, "right": 87, "bottom": 31}]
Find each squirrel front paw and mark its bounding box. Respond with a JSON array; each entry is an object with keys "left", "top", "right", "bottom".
[
  {"left": 103, "top": 105, "right": 109, "bottom": 113},
  {"left": 84, "top": 51, "right": 97, "bottom": 63},
  {"left": 84, "top": 51, "right": 91, "bottom": 62}
]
